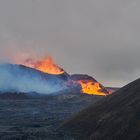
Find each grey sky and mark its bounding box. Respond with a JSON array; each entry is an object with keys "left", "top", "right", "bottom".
[{"left": 0, "top": 0, "right": 140, "bottom": 87}]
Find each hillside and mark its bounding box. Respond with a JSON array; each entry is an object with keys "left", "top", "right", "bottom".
[{"left": 60, "top": 78, "right": 140, "bottom": 140}]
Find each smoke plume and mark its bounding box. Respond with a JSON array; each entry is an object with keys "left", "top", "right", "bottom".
[{"left": 0, "top": 64, "right": 68, "bottom": 94}]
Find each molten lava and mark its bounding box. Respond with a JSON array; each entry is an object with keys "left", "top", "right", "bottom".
[
  {"left": 77, "top": 80, "right": 107, "bottom": 96},
  {"left": 34, "top": 56, "right": 64, "bottom": 75}
]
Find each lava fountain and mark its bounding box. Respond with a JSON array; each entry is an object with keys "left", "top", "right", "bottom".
[{"left": 34, "top": 56, "right": 64, "bottom": 75}]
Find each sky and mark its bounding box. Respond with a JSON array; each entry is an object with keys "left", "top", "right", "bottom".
[{"left": 0, "top": 0, "right": 140, "bottom": 87}]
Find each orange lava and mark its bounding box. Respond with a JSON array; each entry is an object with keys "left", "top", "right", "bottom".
[
  {"left": 34, "top": 56, "right": 64, "bottom": 75},
  {"left": 77, "top": 80, "right": 106, "bottom": 96}
]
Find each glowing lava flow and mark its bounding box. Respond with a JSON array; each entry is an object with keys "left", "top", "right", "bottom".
[
  {"left": 77, "top": 80, "right": 107, "bottom": 96},
  {"left": 34, "top": 56, "right": 64, "bottom": 75}
]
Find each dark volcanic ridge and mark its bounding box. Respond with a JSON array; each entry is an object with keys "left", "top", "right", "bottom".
[
  {"left": 106, "top": 87, "right": 120, "bottom": 94},
  {"left": 59, "top": 78, "right": 140, "bottom": 140}
]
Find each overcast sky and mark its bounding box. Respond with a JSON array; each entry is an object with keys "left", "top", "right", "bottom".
[{"left": 0, "top": 0, "right": 140, "bottom": 87}]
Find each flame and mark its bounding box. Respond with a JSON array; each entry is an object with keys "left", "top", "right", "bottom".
[
  {"left": 34, "top": 56, "right": 65, "bottom": 75},
  {"left": 77, "top": 80, "right": 106, "bottom": 96}
]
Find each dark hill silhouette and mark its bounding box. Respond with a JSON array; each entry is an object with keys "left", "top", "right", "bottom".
[{"left": 60, "top": 78, "right": 140, "bottom": 140}]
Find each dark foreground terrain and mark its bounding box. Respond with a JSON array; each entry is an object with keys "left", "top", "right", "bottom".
[
  {"left": 60, "top": 78, "right": 140, "bottom": 140},
  {"left": 0, "top": 94, "right": 102, "bottom": 140}
]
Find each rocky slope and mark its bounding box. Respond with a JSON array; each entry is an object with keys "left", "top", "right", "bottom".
[{"left": 60, "top": 78, "right": 140, "bottom": 140}]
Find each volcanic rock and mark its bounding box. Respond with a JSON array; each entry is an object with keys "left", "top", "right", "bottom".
[{"left": 60, "top": 78, "right": 140, "bottom": 140}]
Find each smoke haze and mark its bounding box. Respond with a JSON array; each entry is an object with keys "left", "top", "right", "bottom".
[
  {"left": 0, "top": 64, "right": 67, "bottom": 94},
  {"left": 0, "top": 0, "right": 140, "bottom": 87}
]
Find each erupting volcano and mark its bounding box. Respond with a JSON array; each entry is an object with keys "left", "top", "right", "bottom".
[
  {"left": 34, "top": 56, "right": 65, "bottom": 75},
  {"left": 27, "top": 56, "right": 109, "bottom": 95},
  {"left": 11, "top": 56, "right": 109, "bottom": 96}
]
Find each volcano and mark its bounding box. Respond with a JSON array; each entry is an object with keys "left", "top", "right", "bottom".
[
  {"left": 60, "top": 78, "right": 140, "bottom": 140},
  {"left": 23, "top": 56, "right": 109, "bottom": 96},
  {"left": 0, "top": 57, "right": 110, "bottom": 96}
]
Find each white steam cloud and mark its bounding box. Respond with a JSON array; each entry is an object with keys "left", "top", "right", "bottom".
[{"left": 0, "top": 64, "right": 67, "bottom": 94}]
